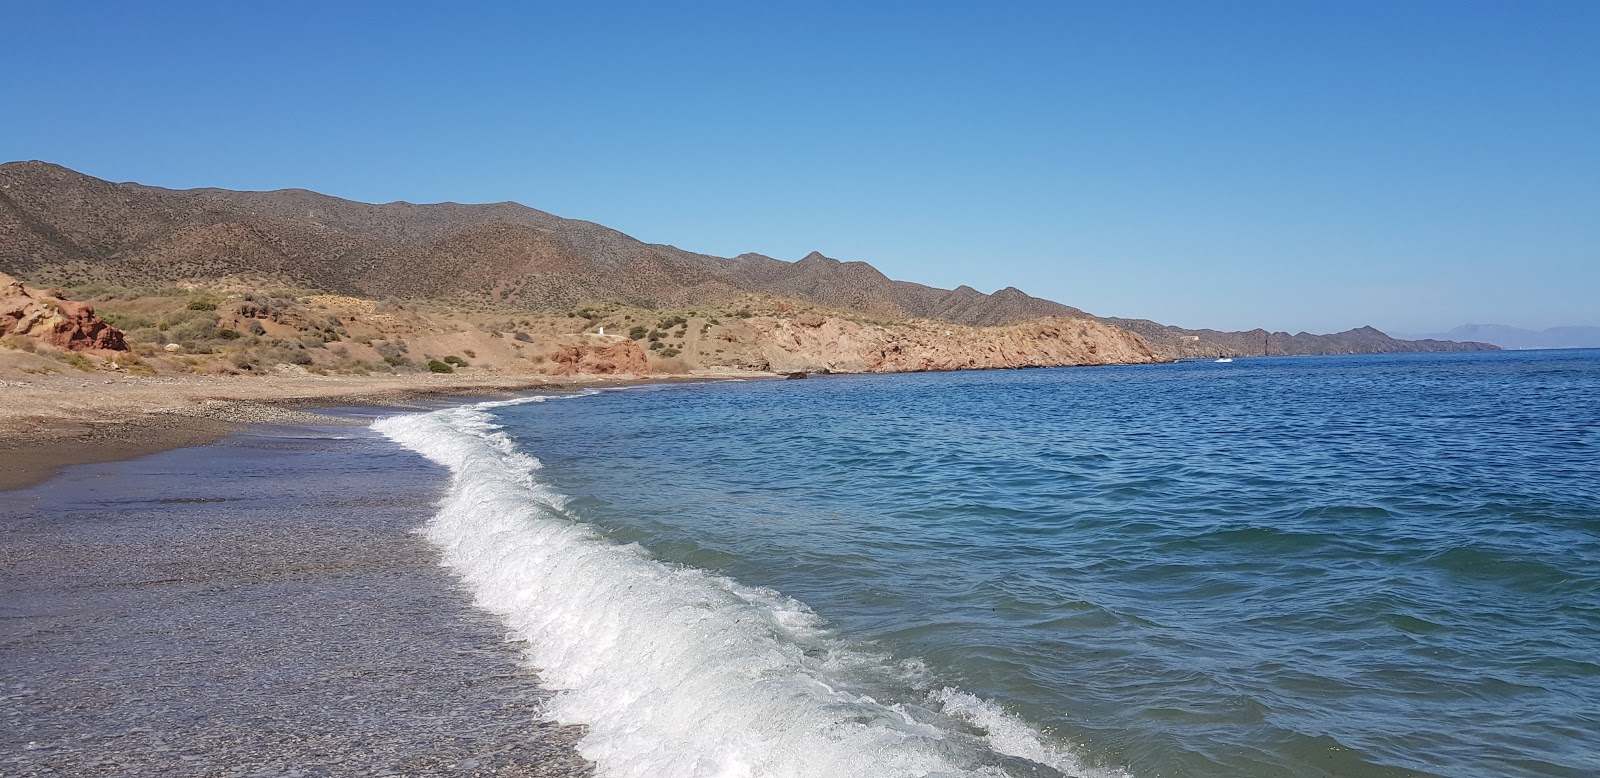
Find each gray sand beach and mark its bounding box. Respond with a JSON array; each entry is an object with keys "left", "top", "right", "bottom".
[{"left": 0, "top": 414, "right": 591, "bottom": 776}]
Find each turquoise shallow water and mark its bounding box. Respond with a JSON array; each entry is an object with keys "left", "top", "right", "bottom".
[{"left": 482, "top": 350, "right": 1598, "bottom": 777}]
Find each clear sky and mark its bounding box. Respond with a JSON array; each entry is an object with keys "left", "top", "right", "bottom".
[{"left": 5, "top": 1, "right": 1596, "bottom": 333}]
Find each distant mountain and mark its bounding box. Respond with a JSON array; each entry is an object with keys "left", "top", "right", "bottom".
[
  {"left": 1102, "top": 320, "right": 1497, "bottom": 358},
  {"left": 0, "top": 160, "right": 1493, "bottom": 358},
  {"left": 1397, "top": 324, "right": 1600, "bottom": 350}
]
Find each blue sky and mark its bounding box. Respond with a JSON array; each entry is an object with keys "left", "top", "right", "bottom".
[{"left": 4, "top": 1, "right": 1596, "bottom": 333}]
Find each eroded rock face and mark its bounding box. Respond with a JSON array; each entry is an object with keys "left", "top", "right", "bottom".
[
  {"left": 739, "top": 315, "right": 1159, "bottom": 374},
  {"left": 0, "top": 272, "right": 128, "bottom": 351},
  {"left": 547, "top": 336, "right": 650, "bottom": 375}
]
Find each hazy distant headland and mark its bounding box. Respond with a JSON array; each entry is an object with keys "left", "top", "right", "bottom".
[
  {"left": 0, "top": 160, "right": 1493, "bottom": 380},
  {"left": 1397, "top": 324, "right": 1600, "bottom": 351}
]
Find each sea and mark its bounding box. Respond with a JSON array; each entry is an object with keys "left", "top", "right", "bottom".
[{"left": 373, "top": 349, "right": 1599, "bottom": 778}]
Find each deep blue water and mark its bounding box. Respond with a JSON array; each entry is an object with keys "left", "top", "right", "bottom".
[{"left": 484, "top": 350, "right": 1599, "bottom": 777}]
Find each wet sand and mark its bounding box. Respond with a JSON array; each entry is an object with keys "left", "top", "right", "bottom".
[
  {"left": 0, "top": 416, "right": 593, "bottom": 776},
  {"left": 0, "top": 369, "right": 766, "bottom": 491}
]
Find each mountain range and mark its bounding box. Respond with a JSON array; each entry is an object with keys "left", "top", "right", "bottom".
[{"left": 0, "top": 160, "right": 1495, "bottom": 358}]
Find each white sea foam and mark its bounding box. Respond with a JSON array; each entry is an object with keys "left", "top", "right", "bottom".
[{"left": 374, "top": 396, "right": 1125, "bottom": 778}]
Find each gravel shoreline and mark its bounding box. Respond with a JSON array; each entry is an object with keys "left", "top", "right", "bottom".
[
  {"left": 0, "top": 370, "right": 764, "bottom": 491},
  {"left": 1, "top": 401, "right": 599, "bottom": 776}
]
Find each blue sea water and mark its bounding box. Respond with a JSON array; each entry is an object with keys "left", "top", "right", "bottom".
[{"left": 379, "top": 350, "right": 1600, "bottom": 778}]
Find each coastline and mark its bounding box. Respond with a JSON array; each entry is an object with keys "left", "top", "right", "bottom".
[{"left": 0, "top": 369, "right": 766, "bottom": 492}]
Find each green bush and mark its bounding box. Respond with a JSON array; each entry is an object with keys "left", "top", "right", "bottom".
[
  {"left": 658, "top": 347, "right": 680, "bottom": 357},
  {"left": 629, "top": 325, "right": 649, "bottom": 340},
  {"left": 427, "top": 359, "right": 454, "bottom": 373},
  {"left": 217, "top": 329, "right": 241, "bottom": 340},
  {"left": 186, "top": 299, "right": 218, "bottom": 311},
  {"left": 648, "top": 341, "right": 664, "bottom": 351},
  {"left": 443, "top": 355, "right": 468, "bottom": 367},
  {"left": 101, "top": 311, "right": 154, "bottom": 330}
]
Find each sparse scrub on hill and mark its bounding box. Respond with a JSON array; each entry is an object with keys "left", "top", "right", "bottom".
[
  {"left": 186, "top": 298, "right": 218, "bottom": 311},
  {"left": 374, "top": 339, "right": 409, "bottom": 359},
  {"left": 1, "top": 335, "right": 38, "bottom": 353},
  {"left": 648, "top": 341, "right": 663, "bottom": 351},
  {"left": 100, "top": 311, "right": 154, "bottom": 330},
  {"left": 54, "top": 351, "right": 94, "bottom": 371}
]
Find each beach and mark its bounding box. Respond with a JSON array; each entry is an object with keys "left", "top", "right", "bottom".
[
  {"left": 0, "top": 369, "right": 761, "bottom": 491},
  {"left": 0, "top": 405, "right": 598, "bottom": 776}
]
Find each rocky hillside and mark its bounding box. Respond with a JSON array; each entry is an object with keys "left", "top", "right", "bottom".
[
  {"left": 0, "top": 275, "right": 1161, "bottom": 381},
  {"left": 0, "top": 161, "right": 1078, "bottom": 326},
  {"left": 0, "top": 160, "right": 1493, "bottom": 361},
  {"left": 1103, "top": 319, "right": 1498, "bottom": 359}
]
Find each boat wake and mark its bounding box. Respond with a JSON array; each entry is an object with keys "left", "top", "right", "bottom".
[{"left": 374, "top": 394, "right": 1125, "bottom": 778}]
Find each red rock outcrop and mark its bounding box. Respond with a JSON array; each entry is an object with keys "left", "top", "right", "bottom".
[
  {"left": 547, "top": 336, "right": 650, "bottom": 375},
  {"left": 0, "top": 272, "right": 127, "bottom": 351}
]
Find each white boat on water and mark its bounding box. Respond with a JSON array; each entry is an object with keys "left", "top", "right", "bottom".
[{"left": 1215, "top": 358, "right": 1234, "bottom": 363}]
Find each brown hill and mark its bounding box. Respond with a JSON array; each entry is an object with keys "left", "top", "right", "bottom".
[
  {"left": 0, "top": 160, "right": 1496, "bottom": 358},
  {"left": 0, "top": 161, "right": 1073, "bottom": 325}
]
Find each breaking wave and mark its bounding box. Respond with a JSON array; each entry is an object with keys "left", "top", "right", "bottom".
[{"left": 373, "top": 394, "right": 1120, "bottom": 778}]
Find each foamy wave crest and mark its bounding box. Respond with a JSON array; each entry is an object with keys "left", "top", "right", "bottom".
[{"left": 375, "top": 397, "right": 1126, "bottom": 778}]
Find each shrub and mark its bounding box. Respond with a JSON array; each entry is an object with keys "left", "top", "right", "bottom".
[
  {"left": 513, "top": 331, "right": 533, "bottom": 342},
  {"left": 658, "top": 347, "right": 680, "bottom": 357},
  {"left": 443, "top": 355, "right": 468, "bottom": 367},
  {"left": 186, "top": 299, "right": 218, "bottom": 311},
  {"left": 217, "top": 328, "right": 241, "bottom": 340},
  {"left": 382, "top": 354, "right": 410, "bottom": 367},
  {"left": 101, "top": 311, "right": 154, "bottom": 330},
  {"left": 628, "top": 325, "right": 649, "bottom": 340},
  {"left": 648, "top": 341, "right": 664, "bottom": 351},
  {"left": 462, "top": 349, "right": 475, "bottom": 358},
  {"left": 427, "top": 359, "right": 454, "bottom": 373},
  {"left": 168, "top": 318, "right": 218, "bottom": 343},
  {"left": 56, "top": 352, "right": 94, "bottom": 371}
]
